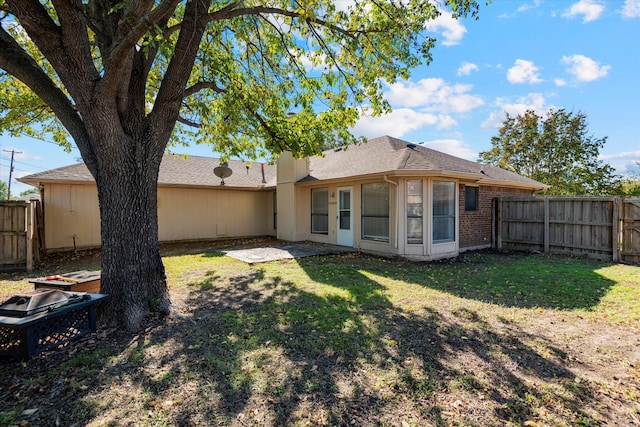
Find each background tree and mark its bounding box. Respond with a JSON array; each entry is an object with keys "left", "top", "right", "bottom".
[
  {"left": 479, "top": 109, "right": 621, "bottom": 196},
  {"left": 621, "top": 162, "right": 640, "bottom": 196},
  {"left": 0, "top": 0, "right": 481, "bottom": 331},
  {"left": 0, "top": 180, "right": 7, "bottom": 200},
  {"left": 19, "top": 186, "right": 38, "bottom": 197}
]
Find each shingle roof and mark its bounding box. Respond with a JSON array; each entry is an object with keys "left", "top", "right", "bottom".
[
  {"left": 300, "top": 135, "right": 546, "bottom": 189},
  {"left": 18, "top": 153, "right": 277, "bottom": 189},
  {"left": 19, "top": 135, "right": 546, "bottom": 191}
]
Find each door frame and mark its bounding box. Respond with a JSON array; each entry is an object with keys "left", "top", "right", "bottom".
[{"left": 336, "top": 186, "right": 354, "bottom": 247}]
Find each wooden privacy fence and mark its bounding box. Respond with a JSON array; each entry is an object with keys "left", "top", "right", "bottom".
[
  {"left": 622, "top": 199, "right": 640, "bottom": 264},
  {"left": 494, "top": 197, "right": 640, "bottom": 264},
  {"left": 0, "top": 200, "right": 43, "bottom": 272},
  {"left": 0, "top": 201, "right": 32, "bottom": 272}
]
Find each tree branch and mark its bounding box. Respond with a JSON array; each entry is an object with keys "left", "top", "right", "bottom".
[
  {"left": 150, "top": 0, "right": 210, "bottom": 145},
  {"left": 0, "top": 24, "right": 96, "bottom": 173},
  {"left": 184, "top": 81, "right": 226, "bottom": 98},
  {"left": 177, "top": 115, "right": 202, "bottom": 128},
  {"left": 4, "top": 0, "right": 99, "bottom": 108},
  {"left": 241, "top": 101, "right": 286, "bottom": 153},
  {"left": 100, "top": 0, "right": 180, "bottom": 99},
  {"left": 210, "top": 6, "right": 358, "bottom": 40}
]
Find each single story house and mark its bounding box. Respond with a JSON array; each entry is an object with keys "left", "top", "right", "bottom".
[{"left": 19, "top": 135, "right": 546, "bottom": 261}]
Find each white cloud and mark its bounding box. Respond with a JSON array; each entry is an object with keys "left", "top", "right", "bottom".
[
  {"left": 385, "top": 78, "right": 484, "bottom": 113},
  {"left": 423, "top": 139, "right": 478, "bottom": 161},
  {"left": 554, "top": 78, "right": 567, "bottom": 87},
  {"left": 562, "top": 54, "right": 610, "bottom": 82},
  {"left": 424, "top": 9, "right": 467, "bottom": 46},
  {"left": 352, "top": 108, "right": 450, "bottom": 139},
  {"left": 498, "top": 0, "right": 542, "bottom": 18},
  {"left": 621, "top": 0, "right": 640, "bottom": 18},
  {"left": 299, "top": 53, "right": 326, "bottom": 72},
  {"left": 599, "top": 151, "right": 640, "bottom": 174},
  {"left": 507, "top": 59, "right": 543, "bottom": 84},
  {"left": 517, "top": 1, "right": 542, "bottom": 14},
  {"left": 333, "top": 0, "right": 355, "bottom": 12},
  {"left": 351, "top": 77, "right": 484, "bottom": 139},
  {"left": 457, "top": 62, "right": 479, "bottom": 76},
  {"left": 562, "top": 0, "right": 605, "bottom": 23},
  {"left": 481, "top": 93, "right": 549, "bottom": 129}
]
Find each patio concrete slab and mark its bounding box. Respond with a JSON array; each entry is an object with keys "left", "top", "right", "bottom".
[{"left": 223, "top": 242, "right": 353, "bottom": 264}]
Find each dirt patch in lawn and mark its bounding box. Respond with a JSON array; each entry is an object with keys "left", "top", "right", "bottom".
[{"left": 1, "top": 245, "right": 639, "bottom": 426}]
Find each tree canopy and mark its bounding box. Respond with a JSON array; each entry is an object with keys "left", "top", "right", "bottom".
[
  {"left": 1, "top": 0, "right": 482, "bottom": 161},
  {"left": 0, "top": 0, "right": 482, "bottom": 331},
  {"left": 621, "top": 162, "right": 640, "bottom": 196},
  {"left": 19, "top": 186, "right": 38, "bottom": 196},
  {"left": 479, "top": 109, "right": 621, "bottom": 196}
]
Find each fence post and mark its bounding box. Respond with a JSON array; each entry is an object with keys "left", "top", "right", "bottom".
[
  {"left": 544, "top": 197, "right": 550, "bottom": 254},
  {"left": 612, "top": 197, "right": 620, "bottom": 262},
  {"left": 26, "top": 202, "right": 33, "bottom": 271}
]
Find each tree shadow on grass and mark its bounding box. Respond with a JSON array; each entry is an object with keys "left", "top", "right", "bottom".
[
  {"left": 156, "top": 256, "right": 605, "bottom": 425},
  {"left": 0, "top": 252, "right": 622, "bottom": 426}
]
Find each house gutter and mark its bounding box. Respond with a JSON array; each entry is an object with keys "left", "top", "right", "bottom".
[{"left": 383, "top": 175, "right": 399, "bottom": 249}]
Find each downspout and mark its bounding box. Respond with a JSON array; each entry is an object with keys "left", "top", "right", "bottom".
[{"left": 384, "top": 175, "right": 399, "bottom": 249}]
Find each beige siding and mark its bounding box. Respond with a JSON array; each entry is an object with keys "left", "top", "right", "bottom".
[
  {"left": 158, "top": 187, "right": 273, "bottom": 241},
  {"left": 44, "top": 183, "right": 101, "bottom": 250},
  {"left": 42, "top": 183, "right": 273, "bottom": 251}
]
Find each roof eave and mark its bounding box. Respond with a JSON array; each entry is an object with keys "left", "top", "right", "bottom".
[
  {"left": 158, "top": 183, "right": 276, "bottom": 191},
  {"left": 297, "top": 170, "right": 485, "bottom": 185},
  {"left": 296, "top": 169, "right": 547, "bottom": 191},
  {"left": 17, "top": 178, "right": 94, "bottom": 186},
  {"left": 476, "top": 177, "right": 549, "bottom": 191},
  {"left": 21, "top": 178, "right": 276, "bottom": 191}
]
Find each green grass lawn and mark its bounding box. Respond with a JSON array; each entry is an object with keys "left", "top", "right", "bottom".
[{"left": 1, "top": 247, "right": 639, "bottom": 426}]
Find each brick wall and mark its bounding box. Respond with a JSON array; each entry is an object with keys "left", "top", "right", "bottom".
[{"left": 459, "top": 185, "right": 532, "bottom": 249}]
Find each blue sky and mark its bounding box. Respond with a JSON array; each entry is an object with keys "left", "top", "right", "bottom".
[{"left": 2, "top": 0, "right": 639, "bottom": 195}]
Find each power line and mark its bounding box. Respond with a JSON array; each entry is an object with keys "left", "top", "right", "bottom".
[
  {"left": 3, "top": 149, "right": 21, "bottom": 200},
  {"left": 17, "top": 131, "right": 77, "bottom": 149}
]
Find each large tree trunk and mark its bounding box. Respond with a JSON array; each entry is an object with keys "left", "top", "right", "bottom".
[{"left": 95, "top": 136, "right": 169, "bottom": 332}]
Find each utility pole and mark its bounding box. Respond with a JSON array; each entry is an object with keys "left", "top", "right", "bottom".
[{"left": 3, "top": 149, "right": 21, "bottom": 200}]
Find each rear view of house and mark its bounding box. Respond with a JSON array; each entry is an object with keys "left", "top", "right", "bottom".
[
  {"left": 276, "top": 135, "right": 545, "bottom": 260},
  {"left": 19, "top": 135, "right": 545, "bottom": 260}
]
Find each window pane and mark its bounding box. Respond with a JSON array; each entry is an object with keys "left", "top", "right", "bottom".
[
  {"left": 362, "top": 182, "right": 389, "bottom": 241},
  {"left": 311, "top": 188, "right": 329, "bottom": 234},
  {"left": 433, "top": 217, "right": 455, "bottom": 241},
  {"left": 362, "top": 217, "right": 389, "bottom": 240},
  {"left": 407, "top": 217, "right": 423, "bottom": 244},
  {"left": 340, "top": 190, "right": 350, "bottom": 210},
  {"left": 339, "top": 211, "right": 350, "bottom": 230},
  {"left": 311, "top": 215, "right": 328, "bottom": 234},
  {"left": 362, "top": 183, "right": 389, "bottom": 215},
  {"left": 407, "top": 180, "right": 423, "bottom": 244},
  {"left": 433, "top": 181, "right": 455, "bottom": 243},
  {"left": 311, "top": 188, "right": 328, "bottom": 214},
  {"left": 465, "top": 186, "right": 478, "bottom": 211}
]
